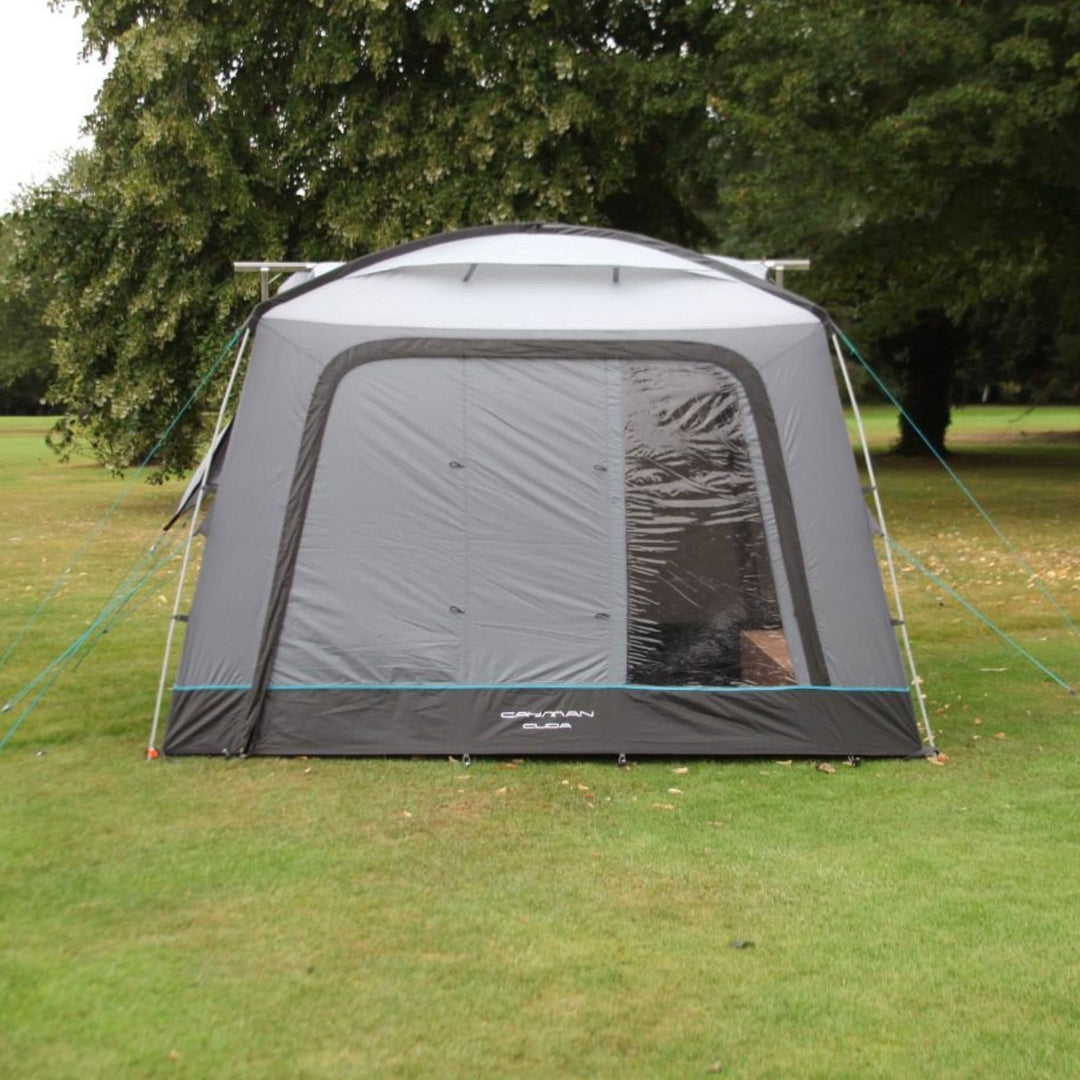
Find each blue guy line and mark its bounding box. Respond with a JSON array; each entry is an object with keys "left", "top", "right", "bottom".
[
  {"left": 0, "top": 531, "right": 189, "bottom": 751},
  {"left": 0, "top": 327, "right": 245, "bottom": 752},
  {"left": 0, "top": 326, "right": 244, "bottom": 685},
  {"left": 838, "top": 329, "right": 1080, "bottom": 648},
  {"left": 886, "top": 536, "right": 1076, "bottom": 698}
]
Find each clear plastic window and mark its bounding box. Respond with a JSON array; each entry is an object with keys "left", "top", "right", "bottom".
[{"left": 623, "top": 362, "right": 792, "bottom": 686}]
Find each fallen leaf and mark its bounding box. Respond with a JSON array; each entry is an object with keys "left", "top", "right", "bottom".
[
  {"left": 577, "top": 784, "right": 590, "bottom": 792},
  {"left": 707, "top": 1062, "right": 724, "bottom": 1075},
  {"left": 708, "top": 820, "right": 725, "bottom": 828},
  {"left": 303, "top": 767, "right": 312, "bottom": 774},
  {"left": 668, "top": 787, "right": 684, "bottom": 795},
  {"left": 776, "top": 759, "right": 793, "bottom": 766},
  {"left": 672, "top": 766, "right": 689, "bottom": 775},
  {"left": 993, "top": 732, "right": 1007, "bottom": 741},
  {"left": 815, "top": 762, "right": 836, "bottom": 774},
  {"left": 653, "top": 802, "right": 675, "bottom": 810},
  {"left": 167, "top": 1049, "right": 181, "bottom": 1061},
  {"left": 495, "top": 786, "right": 508, "bottom": 795},
  {"left": 401, "top": 810, "right": 412, "bottom": 818}
]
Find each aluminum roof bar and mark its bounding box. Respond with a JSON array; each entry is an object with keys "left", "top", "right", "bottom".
[
  {"left": 234, "top": 261, "right": 318, "bottom": 301},
  {"left": 763, "top": 259, "right": 811, "bottom": 288}
]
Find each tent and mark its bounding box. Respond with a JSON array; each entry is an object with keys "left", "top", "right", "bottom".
[{"left": 159, "top": 223, "right": 930, "bottom": 758}]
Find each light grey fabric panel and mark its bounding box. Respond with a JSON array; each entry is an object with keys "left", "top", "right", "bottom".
[
  {"left": 256, "top": 315, "right": 823, "bottom": 368},
  {"left": 603, "top": 361, "right": 628, "bottom": 683},
  {"left": 173, "top": 330, "right": 322, "bottom": 689},
  {"left": 241, "top": 334, "right": 831, "bottom": 697},
  {"left": 462, "top": 359, "right": 614, "bottom": 684},
  {"left": 268, "top": 356, "right": 619, "bottom": 687},
  {"left": 757, "top": 327, "right": 906, "bottom": 687},
  {"left": 270, "top": 358, "right": 466, "bottom": 686}
]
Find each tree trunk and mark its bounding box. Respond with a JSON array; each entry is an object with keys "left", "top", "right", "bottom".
[{"left": 896, "top": 311, "right": 957, "bottom": 456}]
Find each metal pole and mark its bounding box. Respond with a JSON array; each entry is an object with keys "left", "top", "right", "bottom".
[
  {"left": 764, "top": 259, "right": 811, "bottom": 290},
  {"left": 147, "top": 328, "right": 252, "bottom": 757},
  {"left": 232, "top": 262, "right": 317, "bottom": 303},
  {"left": 830, "top": 330, "right": 935, "bottom": 750}
]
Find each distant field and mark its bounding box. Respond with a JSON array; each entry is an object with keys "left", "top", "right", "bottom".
[
  {"left": 849, "top": 402, "right": 1080, "bottom": 449},
  {"left": 2, "top": 409, "right": 1078, "bottom": 1080}
]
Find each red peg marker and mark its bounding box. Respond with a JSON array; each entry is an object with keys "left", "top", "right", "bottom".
[{"left": 146, "top": 747, "right": 160, "bottom": 760}]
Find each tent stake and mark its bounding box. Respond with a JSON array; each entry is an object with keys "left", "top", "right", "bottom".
[
  {"left": 830, "top": 331, "right": 934, "bottom": 750},
  {"left": 146, "top": 328, "right": 252, "bottom": 757}
]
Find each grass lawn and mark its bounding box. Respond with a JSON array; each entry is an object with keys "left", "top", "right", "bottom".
[{"left": 1, "top": 407, "right": 1079, "bottom": 1079}]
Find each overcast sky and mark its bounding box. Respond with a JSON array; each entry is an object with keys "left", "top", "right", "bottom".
[{"left": 1, "top": 0, "right": 110, "bottom": 212}]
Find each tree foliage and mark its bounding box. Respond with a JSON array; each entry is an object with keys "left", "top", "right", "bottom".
[
  {"left": 0, "top": 217, "right": 55, "bottom": 414},
  {"left": 15, "top": 0, "right": 715, "bottom": 474},
  {"left": 711, "top": 0, "right": 1080, "bottom": 451},
  {"left": 14, "top": 0, "right": 1080, "bottom": 465}
]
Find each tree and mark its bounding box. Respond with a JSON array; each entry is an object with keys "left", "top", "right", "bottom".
[
  {"left": 709, "top": 1, "right": 1080, "bottom": 453},
  {"left": 0, "top": 217, "right": 55, "bottom": 414},
  {"left": 15, "top": 0, "right": 717, "bottom": 475}
]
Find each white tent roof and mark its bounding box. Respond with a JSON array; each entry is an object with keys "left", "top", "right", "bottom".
[
  {"left": 269, "top": 231, "right": 814, "bottom": 331},
  {"left": 267, "top": 263, "right": 818, "bottom": 332},
  {"left": 348, "top": 232, "right": 731, "bottom": 279}
]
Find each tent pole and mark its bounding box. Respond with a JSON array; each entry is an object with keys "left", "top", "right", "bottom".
[
  {"left": 146, "top": 327, "right": 252, "bottom": 757},
  {"left": 829, "top": 331, "right": 935, "bottom": 751}
]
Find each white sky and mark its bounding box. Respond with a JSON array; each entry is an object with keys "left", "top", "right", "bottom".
[{"left": 0, "top": 0, "right": 110, "bottom": 212}]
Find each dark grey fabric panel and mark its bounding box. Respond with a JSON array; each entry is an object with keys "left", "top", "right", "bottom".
[
  {"left": 234, "top": 338, "right": 829, "bottom": 757},
  {"left": 242, "top": 686, "right": 920, "bottom": 758},
  {"left": 163, "top": 687, "right": 243, "bottom": 756}
]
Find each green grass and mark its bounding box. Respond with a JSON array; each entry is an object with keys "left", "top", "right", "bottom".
[
  {"left": 2, "top": 409, "right": 1079, "bottom": 1079},
  {"left": 850, "top": 401, "right": 1080, "bottom": 450}
]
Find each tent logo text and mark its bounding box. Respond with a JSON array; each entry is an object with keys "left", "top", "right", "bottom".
[{"left": 502, "top": 709, "right": 594, "bottom": 731}]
